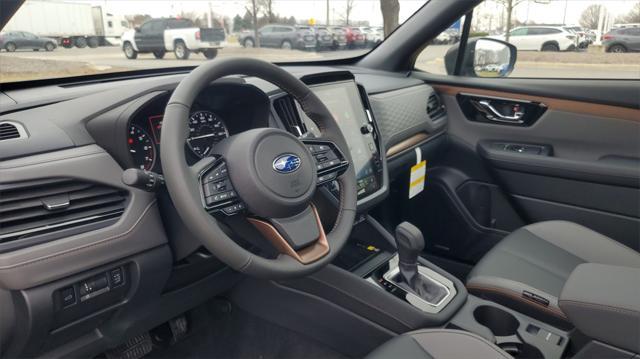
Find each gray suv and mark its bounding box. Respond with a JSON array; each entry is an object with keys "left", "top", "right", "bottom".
[
  {"left": 240, "top": 25, "right": 316, "bottom": 50},
  {"left": 603, "top": 27, "right": 640, "bottom": 53}
]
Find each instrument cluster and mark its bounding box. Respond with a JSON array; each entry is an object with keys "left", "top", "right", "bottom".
[
  {"left": 126, "top": 83, "right": 270, "bottom": 173},
  {"left": 127, "top": 108, "right": 229, "bottom": 171}
]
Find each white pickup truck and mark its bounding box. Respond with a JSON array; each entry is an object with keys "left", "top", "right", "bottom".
[{"left": 121, "top": 18, "right": 226, "bottom": 60}]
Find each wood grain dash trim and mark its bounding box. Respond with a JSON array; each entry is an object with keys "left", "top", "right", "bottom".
[
  {"left": 434, "top": 85, "right": 640, "bottom": 123},
  {"left": 386, "top": 132, "right": 430, "bottom": 158}
]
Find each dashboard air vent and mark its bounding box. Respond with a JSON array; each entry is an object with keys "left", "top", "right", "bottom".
[
  {"left": 0, "top": 178, "right": 127, "bottom": 247},
  {"left": 427, "top": 93, "right": 446, "bottom": 120},
  {"left": 0, "top": 122, "right": 23, "bottom": 141},
  {"left": 273, "top": 95, "right": 307, "bottom": 136}
]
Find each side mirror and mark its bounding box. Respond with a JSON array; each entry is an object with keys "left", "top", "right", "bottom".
[
  {"left": 445, "top": 38, "right": 517, "bottom": 78},
  {"left": 134, "top": 26, "right": 141, "bottom": 33}
]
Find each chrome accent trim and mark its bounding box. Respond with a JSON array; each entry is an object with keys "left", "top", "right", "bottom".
[
  {"left": 381, "top": 254, "right": 457, "bottom": 314},
  {"left": 459, "top": 92, "right": 547, "bottom": 107},
  {"left": 0, "top": 121, "right": 28, "bottom": 140},
  {"left": 44, "top": 201, "right": 70, "bottom": 211}
]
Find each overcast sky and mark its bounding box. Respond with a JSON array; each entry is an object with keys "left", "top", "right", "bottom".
[{"left": 77, "top": 0, "right": 638, "bottom": 26}]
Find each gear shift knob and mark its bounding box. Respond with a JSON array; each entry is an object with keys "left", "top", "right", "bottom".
[
  {"left": 393, "top": 222, "right": 448, "bottom": 304},
  {"left": 395, "top": 222, "right": 425, "bottom": 266}
]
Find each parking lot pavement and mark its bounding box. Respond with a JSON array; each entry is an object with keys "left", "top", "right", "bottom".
[{"left": 1, "top": 45, "right": 638, "bottom": 82}]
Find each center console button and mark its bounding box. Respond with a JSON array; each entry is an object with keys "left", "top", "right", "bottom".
[
  {"left": 109, "top": 268, "right": 125, "bottom": 287},
  {"left": 61, "top": 287, "right": 76, "bottom": 307}
]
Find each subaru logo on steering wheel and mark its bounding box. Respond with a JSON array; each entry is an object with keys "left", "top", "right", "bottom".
[{"left": 272, "top": 154, "right": 301, "bottom": 174}]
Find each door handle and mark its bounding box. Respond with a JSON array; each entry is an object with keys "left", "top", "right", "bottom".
[{"left": 476, "top": 100, "right": 525, "bottom": 124}]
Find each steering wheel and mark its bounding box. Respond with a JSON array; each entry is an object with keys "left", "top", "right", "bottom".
[{"left": 161, "top": 58, "right": 357, "bottom": 279}]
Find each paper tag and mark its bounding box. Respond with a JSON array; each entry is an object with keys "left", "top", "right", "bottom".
[
  {"left": 409, "top": 147, "right": 426, "bottom": 199},
  {"left": 409, "top": 160, "right": 426, "bottom": 199}
]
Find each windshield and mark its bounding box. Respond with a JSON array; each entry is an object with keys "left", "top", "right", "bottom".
[{"left": 0, "top": 0, "right": 427, "bottom": 84}]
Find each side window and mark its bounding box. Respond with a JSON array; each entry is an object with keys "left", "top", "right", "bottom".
[
  {"left": 168, "top": 19, "right": 193, "bottom": 29},
  {"left": 415, "top": 0, "right": 639, "bottom": 79},
  {"left": 140, "top": 21, "right": 154, "bottom": 33}
]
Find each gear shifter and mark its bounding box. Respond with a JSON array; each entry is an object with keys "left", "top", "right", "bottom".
[{"left": 394, "top": 222, "right": 447, "bottom": 304}]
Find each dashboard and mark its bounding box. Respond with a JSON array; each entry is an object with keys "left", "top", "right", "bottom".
[
  {"left": 125, "top": 75, "right": 386, "bottom": 206},
  {"left": 0, "top": 65, "right": 444, "bottom": 359}
]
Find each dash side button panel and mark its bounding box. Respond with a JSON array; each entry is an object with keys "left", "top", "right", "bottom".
[
  {"left": 61, "top": 286, "right": 76, "bottom": 307},
  {"left": 110, "top": 267, "right": 125, "bottom": 287}
]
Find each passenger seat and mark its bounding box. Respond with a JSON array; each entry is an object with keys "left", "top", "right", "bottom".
[{"left": 466, "top": 220, "right": 640, "bottom": 328}]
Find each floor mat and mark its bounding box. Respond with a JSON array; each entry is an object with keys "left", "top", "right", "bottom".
[{"left": 148, "top": 299, "right": 348, "bottom": 359}]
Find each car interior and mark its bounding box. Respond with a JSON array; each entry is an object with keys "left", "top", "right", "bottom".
[{"left": 1, "top": 0, "right": 639, "bottom": 358}]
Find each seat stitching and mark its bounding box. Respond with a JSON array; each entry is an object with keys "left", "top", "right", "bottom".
[
  {"left": 407, "top": 336, "right": 436, "bottom": 359},
  {"left": 524, "top": 225, "right": 640, "bottom": 264},
  {"left": 559, "top": 299, "right": 640, "bottom": 317},
  {"left": 467, "top": 284, "right": 568, "bottom": 319}
]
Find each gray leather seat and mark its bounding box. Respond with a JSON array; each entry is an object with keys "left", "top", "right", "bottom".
[
  {"left": 467, "top": 220, "right": 640, "bottom": 327},
  {"left": 366, "top": 329, "right": 511, "bottom": 359}
]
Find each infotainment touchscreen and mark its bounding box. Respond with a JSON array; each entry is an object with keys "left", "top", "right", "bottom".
[{"left": 298, "top": 80, "right": 382, "bottom": 199}]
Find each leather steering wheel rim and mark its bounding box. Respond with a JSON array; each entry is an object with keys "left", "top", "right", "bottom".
[{"left": 161, "top": 58, "right": 357, "bottom": 279}]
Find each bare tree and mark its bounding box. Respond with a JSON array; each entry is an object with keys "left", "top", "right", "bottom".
[
  {"left": 125, "top": 14, "right": 152, "bottom": 27},
  {"left": 616, "top": 2, "right": 640, "bottom": 24},
  {"left": 496, "top": 0, "right": 526, "bottom": 42},
  {"left": 177, "top": 11, "right": 206, "bottom": 26},
  {"left": 249, "top": 0, "right": 260, "bottom": 46},
  {"left": 579, "top": 4, "right": 602, "bottom": 30},
  {"left": 380, "top": 0, "right": 399, "bottom": 37},
  {"left": 258, "top": 0, "right": 275, "bottom": 23},
  {"left": 345, "top": 0, "right": 355, "bottom": 26}
]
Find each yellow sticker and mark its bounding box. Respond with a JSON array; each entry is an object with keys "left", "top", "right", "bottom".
[{"left": 409, "top": 160, "right": 426, "bottom": 199}]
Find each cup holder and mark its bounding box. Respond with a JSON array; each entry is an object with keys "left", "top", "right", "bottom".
[{"left": 473, "top": 305, "right": 520, "bottom": 336}]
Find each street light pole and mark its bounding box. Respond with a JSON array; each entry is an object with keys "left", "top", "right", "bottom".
[
  {"left": 326, "top": 0, "right": 330, "bottom": 25},
  {"left": 562, "top": 0, "right": 568, "bottom": 25}
]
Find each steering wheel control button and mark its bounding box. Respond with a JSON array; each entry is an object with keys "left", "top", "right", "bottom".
[
  {"left": 203, "top": 164, "right": 227, "bottom": 184},
  {"left": 199, "top": 160, "right": 245, "bottom": 215},
  {"left": 304, "top": 140, "right": 348, "bottom": 181},
  {"left": 317, "top": 172, "right": 337, "bottom": 184},
  {"left": 222, "top": 202, "right": 245, "bottom": 215}
]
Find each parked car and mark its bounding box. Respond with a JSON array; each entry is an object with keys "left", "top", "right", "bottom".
[
  {"left": 239, "top": 24, "right": 316, "bottom": 50},
  {"left": 328, "top": 26, "right": 348, "bottom": 49},
  {"left": 314, "top": 26, "right": 335, "bottom": 50},
  {"left": 121, "top": 18, "right": 226, "bottom": 60},
  {"left": 343, "top": 26, "right": 365, "bottom": 48},
  {"left": 490, "top": 26, "right": 576, "bottom": 51},
  {"left": 359, "top": 27, "right": 384, "bottom": 47},
  {"left": 603, "top": 27, "right": 640, "bottom": 53},
  {"left": 563, "top": 25, "right": 589, "bottom": 48},
  {"left": 0, "top": 31, "right": 56, "bottom": 52}
]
